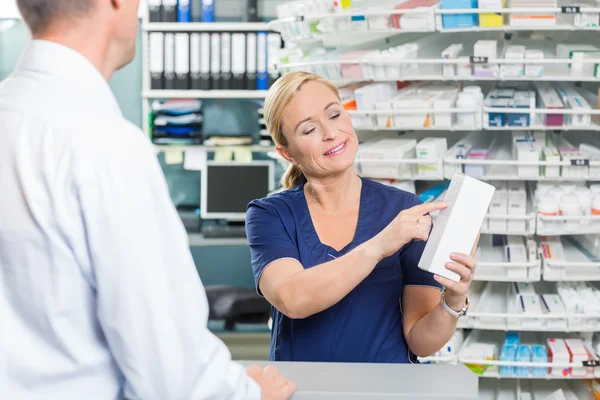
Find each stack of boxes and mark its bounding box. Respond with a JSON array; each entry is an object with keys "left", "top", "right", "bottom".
[
  {"left": 356, "top": 138, "right": 417, "bottom": 180},
  {"left": 484, "top": 87, "right": 536, "bottom": 128}
]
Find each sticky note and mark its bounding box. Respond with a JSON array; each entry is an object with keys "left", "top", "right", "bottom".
[
  {"left": 165, "top": 149, "right": 183, "bottom": 165},
  {"left": 214, "top": 147, "right": 233, "bottom": 161},
  {"left": 234, "top": 147, "right": 253, "bottom": 162},
  {"left": 184, "top": 148, "right": 207, "bottom": 171}
]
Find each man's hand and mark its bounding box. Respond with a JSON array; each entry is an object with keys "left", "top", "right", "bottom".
[{"left": 247, "top": 364, "right": 296, "bottom": 400}]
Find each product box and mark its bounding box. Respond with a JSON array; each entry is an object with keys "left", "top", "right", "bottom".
[
  {"left": 508, "top": 181, "right": 527, "bottom": 232},
  {"left": 440, "top": 0, "right": 478, "bottom": 29},
  {"left": 502, "top": 45, "right": 526, "bottom": 77},
  {"left": 559, "top": 147, "right": 589, "bottom": 179},
  {"left": 566, "top": 96, "right": 592, "bottom": 127},
  {"left": 525, "top": 49, "right": 544, "bottom": 77},
  {"left": 547, "top": 338, "right": 570, "bottom": 377},
  {"left": 541, "top": 294, "right": 568, "bottom": 330},
  {"left": 356, "top": 138, "right": 417, "bottom": 180},
  {"left": 392, "top": 93, "right": 435, "bottom": 128},
  {"left": 506, "top": 235, "right": 528, "bottom": 280},
  {"left": 531, "top": 345, "right": 548, "bottom": 377},
  {"left": 515, "top": 345, "right": 532, "bottom": 376},
  {"left": 419, "top": 173, "right": 496, "bottom": 281},
  {"left": 433, "top": 92, "right": 457, "bottom": 128},
  {"left": 442, "top": 43, "right": 464, "bottom": 78},
  {"left": 556, "top": 44, "right": 600, "bottom": 77},
  {"left": 542, "top": 146, "right": 561, "bottom": 178},
  {"left": 535, "top": 82, "right": 564, "bottom": 126},
  {"left": 564, "top": 338, "right": 591, "bottom": 377},
  {"left": 515, "top": 141, "right": 540, "bottom": 179},
  {"left": 479, "top": 0, "right": 505, "bottom": 27},
  {"left": 488, "top": 181, "right": 508, "bottom": 232},
  {"left": 499, "top": 344, "right": 517, "bottom": 377},
  {"left": 540, "top": 236, "right": 566, "bottom": 280},
  {"left": 416, "top": 137, "right": 448, "bottom": 179},
  {"left": 473, "top": 40, "right": 498, "bottom": 77}
]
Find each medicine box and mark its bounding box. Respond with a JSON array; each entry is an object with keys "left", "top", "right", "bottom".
[
  {"left": 416, "top": 138, "right": 447, "bottom": 179},
  {"left": 442, "top": 44, "right": 463, "bottom": 78},
  {"left": 500, "top": 344, "right": 517, "bottom": 376},
  {"left": 464, "top": 149, "right": 489, "bottom": 179},
  {"left": 531, "top": 345, "right": 548, "bottom": 377},
  {"left": 502, "top": 45, "right": 526, "bottom": 78},
  {"left": 419, "top": 173, "right": 495, "bottom": 281},
  {"left": 541, "top": 294, "right": 568, "bottom": 330},
  {"left": 356, "top": 138, "right": 417, "bottom": 180},
  {"left": 556, "top": 44, "right": 600, "bottom": 77},
  {"left": 540, "top": 236, "right": 566, "bottom": 280},
  {"left": 479, "top": 0, "right": 505, "bottom": 27},
  {"left": 508, "top": 181, "right": 527, "bottom": 232},
  {"left": 566, "top": 96, "right": 592, "bottom": 127},
  {"left": 542, "top": 146, "right": 561, "bottom": 178},
  {"left": 535, "top": 82, "right": 564, "bottom": 126},
  {"left": 506, "top": 236, "right": 528, "bottom": 280},
  {"left": 473, "top": 40, "right": 498, "bottom": 77},
  {"left": 547, "top": 338, "right": 570, "bottom": 377},
  {"left": 433, "top": 92, "right": 457, "bottom": 129},
  {"left": 440, "top": 0, "right": 478, "bottom": 29},
  {"left": 559, "top": 148, "right": 589, "bottom": 179},
  {"left": 515, "top": 345, "right": 532, "bottom": 376},
  {"left": 488, "top": 182, "right": 508, "bottom": 232},
  {"left": 515, "top": 141, "right": 540, "bottom": 179},
  {"left": 564, "top": 338, "right": 591, "bottom": 377},
  {"left": 525, "top": 49, "right": 544, "bottom": 77},
  {"left": 392, "top": 93, "right": 435, "bottom": 128}
]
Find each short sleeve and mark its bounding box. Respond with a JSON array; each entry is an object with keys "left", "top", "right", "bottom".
[
  {"left": 246, "top": 199, "right": 300, "bottom": 295},
  {"left": 399, "top": 196, "right": 443, "bottom": 290}
]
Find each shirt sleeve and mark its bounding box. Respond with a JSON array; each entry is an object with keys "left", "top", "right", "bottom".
[
  {"left": 75, "top": 122, "right": 260, "bottom": 400},
  {"left": 246, "top": 199, "right": 300, "bottom": 295},
  {"left": 399, "top": 195, "right": 443, "bottom": 290}
]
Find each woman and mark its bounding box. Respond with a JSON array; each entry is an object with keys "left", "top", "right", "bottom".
[{"left": 246, "top": 71, "right": 478, "bottom": 363}]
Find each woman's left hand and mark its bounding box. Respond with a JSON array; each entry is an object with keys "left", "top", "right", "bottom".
[{"left": 433, "top": 234, "right": 480, "bottom": 311}]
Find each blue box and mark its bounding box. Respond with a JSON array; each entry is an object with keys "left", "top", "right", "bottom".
[
  {"left": 531, "top": 345, "right": 548, "bottom": 377},
  {"left": 441, "top": 0, "right": 478, "bottom": 28},
  {"left": 500, "top": 344, "right": 517, "bottom": 377},
  {"left": 508, "top": 108, "right": 530, "bottom": 126},
  {"left": 505, "top": 332, "right": 520, "bottom": 346},
  {"left": 515, "top": 345, "right": 532, "bottom": 377}
]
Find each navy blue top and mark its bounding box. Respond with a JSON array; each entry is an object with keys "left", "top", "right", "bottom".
[{"left": 246, "top": 177, "right": 442, "bottom": 363}]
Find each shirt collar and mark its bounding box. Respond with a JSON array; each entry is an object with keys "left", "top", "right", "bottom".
[{"left": 15, "top": 39, "right": 123, "bottom": 118}]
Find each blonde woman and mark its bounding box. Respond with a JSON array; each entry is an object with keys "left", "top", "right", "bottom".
[{"left": 246, "top": 72, "right": 478, "bottom": 363}]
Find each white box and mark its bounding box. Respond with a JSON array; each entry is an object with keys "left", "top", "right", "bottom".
[
  {"left": 488, "top": 182, "right": 508, "bottom": 232},
  {"left": 525, "top": 49, "right": 544, "bottom": 77},
  {"left": 416, "top": 137, "right": 447, "bottom": 179},
  {"left": 541, "top": 294, "right": 568, "bottom": 330},
  {"left": 564, "top": 338, "right": 590, "bottom": 377},
  {"left": 419, "top": 173, "right": 496, "bottom": 282},
  {"left": 521, "top": 295, "right": 544, "bottom": 329},
  {"left": 506, "top": 236, "right": 528, "bottom": 280},
  {"left": 556, "top": 44, "right": 600, "bottom": 77},
  {"left": 566, "top": 96, "right": 592, "bottom": 127},
  {"left": 559, "top": 148, "right": 589, "bottom": 179},
  {"left": 442, "top": 44, "right": 463, "bottom": 78},
  {"left": 515, "top": 141, "right": 540, "bottom": 179},
  {"left": 433, "top": 92, "right": 457, "bottom": 129},
  {"left": 473, "top": 40, "right": 498, "bottom": 78},
  {"left": 501, "top": 45, "right": 525, "bottom": 77},
  {"left": 540, "top": 236, "right": 566, "bottom": 280},
  {"left": 547, "top": 338, "right": 570, "bottom": 377},
  {"left": 375, "top": 98, "right": 394, "bottom": 129},
  {"left": 357, "top": 138, "right": 417, "bottom": 180},
  {"left": 542, "top": 146, "right": 561, "bottom": 178},
  {"left": 392, "top": 93, "right": 435, "bottom": 128},
  {"left": 508, "top": 181, "right": 527, "bottom": 232}
]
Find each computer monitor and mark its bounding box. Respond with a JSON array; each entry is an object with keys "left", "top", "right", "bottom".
[{"left": 200, "top": 161, "right": 274, "bottom": 221}]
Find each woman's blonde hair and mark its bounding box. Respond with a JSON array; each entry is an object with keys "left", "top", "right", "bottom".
[{"left": 264, "top": 71, "right": 340, "bottom": 189}]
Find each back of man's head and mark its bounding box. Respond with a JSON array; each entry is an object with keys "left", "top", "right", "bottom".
[{"left": 17, "top": 0, "right": 95, "bottom": 35}]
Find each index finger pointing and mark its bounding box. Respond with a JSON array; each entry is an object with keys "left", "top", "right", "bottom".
[{"left": 408, "top": 201, "right": 448, "bottom": 215}]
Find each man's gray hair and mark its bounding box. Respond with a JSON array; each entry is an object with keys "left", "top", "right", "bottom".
[{"left": 17, "top": 0, "right": 95, "bottom": 34}]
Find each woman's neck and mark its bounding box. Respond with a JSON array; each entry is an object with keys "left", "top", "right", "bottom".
[{"left": 304, "top": 170, "right": 362, "bottom": 213}]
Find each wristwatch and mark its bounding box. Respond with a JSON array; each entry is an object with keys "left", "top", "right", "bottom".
[{"left": 441, "top": 288, "right": 470, "bottom": 318}]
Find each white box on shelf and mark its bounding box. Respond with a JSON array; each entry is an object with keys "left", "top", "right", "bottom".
[
  {"left": 501, "top": 45, "right": 526, "bottom": 78},
  {"left": 515, "top": 141, "right": 540, "bottom": 179},
  {"left": 419, "top": 173, "right": 495, "bottom": 282},
  {"left": 433, "top": 92, "right": 457, "bottom": 129},
  {"left": 541, "top": 294, "right": 568, "bottom": 330},
  {"left": 564, "top": 338, "right": 591, "bottom": 377},
  {"left": 521, "top": 295, "right": 544, "bottom": 329},
  {"left": 464, "top": 149, "right": 488, "bottom": 179},
  {"left": 488, "top": 181, "right": 508, "bottom": 232},
  {"left": 542, "top": 146, "right": 561, "bottom": 178},
  {"left": 506, "top": 236, "right": 528, "bottom": 280},
  {"left": 392, "top": 93, "right": 435, "bottom": 129},
  {"left": 375, "top": 98, "right": 394, "bottom": 129},
  {"left": 525, "top": 49, "right": 544, "bottom": 77},
  {"left": 547, "top": 338, "right": 570, "bottom": 377},
  {"left": 508, "top": 181, "right": 527, "bottom": 232},
  {"left": 442, "top": 44, "right": 463, "bottom": 78},
  {"left": 473, "top": 40, "right": 498, "bottom": 78},
  {"left": 540, "top": 236, "right": 566, "bottom": 280},
  {"left": 416, "top": 137, "right": 447, "bottom": 179},
  {"left": 566, "top": 96, "right": 592, "bottom": 127},
  {"left": 356, "top": 138, "right": 417, "bottom": 180}
]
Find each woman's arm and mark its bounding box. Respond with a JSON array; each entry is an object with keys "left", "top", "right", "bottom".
[
  {"left": 402, "top": 245, "right": 478, "bottom": 358},
  {"left": 258, "top": 201, "right": 447, "bottom": 319}
]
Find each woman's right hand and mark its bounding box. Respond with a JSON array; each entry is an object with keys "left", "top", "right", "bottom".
[{"left": 370, "top": 201, "right": 448, "bottom": 260}]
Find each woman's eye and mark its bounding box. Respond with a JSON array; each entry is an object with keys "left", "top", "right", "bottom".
[
  {"left": 330, "top": 113, "right": 341, "bottom": 120},
  {"left": 304, "top": 128, "right": 316, "bottom": 135}
]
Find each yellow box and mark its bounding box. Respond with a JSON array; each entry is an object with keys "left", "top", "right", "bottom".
[{"left": 480, "top": 12, "right": 503, "bottom": 27}]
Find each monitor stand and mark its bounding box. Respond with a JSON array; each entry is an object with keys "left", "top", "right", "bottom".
[{"left": 201, "top": 220, "right": 247, "bottom": 238}]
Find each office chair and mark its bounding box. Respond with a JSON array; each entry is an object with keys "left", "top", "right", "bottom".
[{"left": 205, "top": 285, "right": 271, "bottom": 331}]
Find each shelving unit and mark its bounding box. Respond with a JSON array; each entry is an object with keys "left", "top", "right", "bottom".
[
  {"left": 143, "top": 90, "right": 268, "bottom": 99},
  {"left": 142, "top": 22, "right": 270, "bottom": 32},
  {"left": 272, "top": 2, "right": 600, "bottom": 396}
]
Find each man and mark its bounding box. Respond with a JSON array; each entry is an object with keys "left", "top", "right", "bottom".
[{"left": 0, "top": 0, "right": 295, "bottom": 399}]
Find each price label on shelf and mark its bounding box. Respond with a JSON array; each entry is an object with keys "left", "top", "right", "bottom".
[
  {"left": 571, "top": 159, "right": 590, "bottom": 166},
  {"left": 561, "top": 6, "right": 581, "bottom": 13},
  {"left": 470, "top": 56, "right": 489, "bottom": 64},
  {"left": 583, "top": 360, "right": 600, "bottom": 367}
]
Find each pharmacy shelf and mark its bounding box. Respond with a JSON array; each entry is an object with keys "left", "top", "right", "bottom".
[
  {"left": 481, "top": 214, "right": 536, "bottom": 237},
  {"left": 188, "top": 233, "right": 247, "bottom": 247},
  {"left": 542, "top": 237, "right": 600, "bottom": 281},
  {"left": 537, "top": 215, "right": 600, "bottom": 236},
  {"left": 142, "top": 22, "right": 271, "bottom": 32},
  {"left": 458, "top": 330, "right": 600, "bottom": 380},
  {"left": 143, "top": 90, "right": 268, "bottom": 99},
  {"left": 479, "top": 379, "right": 595, "bottom": 400},
  {"left": 463, "top": 282, "right": 600, "bottom": 332},
  {"left": 155, "top": 144, "right": 276, "bottom": 152},
  {"left": 355, "top": 157, "right": 445, "bottom": 181},
  {"left": 474, "top": 236, "right": 541, "bottom": 283}
]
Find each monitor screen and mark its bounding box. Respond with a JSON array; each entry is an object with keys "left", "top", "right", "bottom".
[{"left": 201, "top": 161, "right": 274, "bottom": 220}]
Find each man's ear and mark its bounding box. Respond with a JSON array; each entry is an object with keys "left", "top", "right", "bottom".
[{"left": 276, "top": 144, "right": 296, "bottom": 165}]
